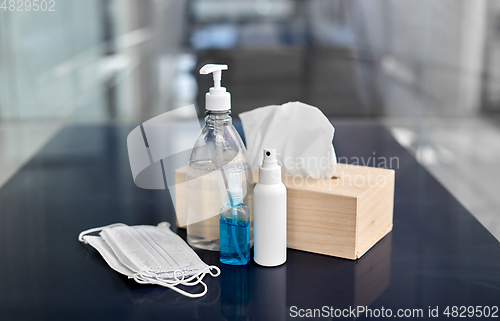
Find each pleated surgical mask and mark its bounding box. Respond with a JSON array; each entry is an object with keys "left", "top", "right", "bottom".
[{"left": 78, "top": 222, "right": 220, "bottom": 298}]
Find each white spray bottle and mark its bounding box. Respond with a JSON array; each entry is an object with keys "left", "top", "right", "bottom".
[{"left": 253, "top": 148, "right": 287, "bottom": 267}]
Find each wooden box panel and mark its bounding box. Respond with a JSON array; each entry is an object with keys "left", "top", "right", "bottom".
[{"left": 175, "top": 163, "right": 394, "bottom": 260}]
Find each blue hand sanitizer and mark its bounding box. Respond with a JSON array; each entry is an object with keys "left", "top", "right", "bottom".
[{"left": 219, "top": 171, "right": 250, "bottom": 265}]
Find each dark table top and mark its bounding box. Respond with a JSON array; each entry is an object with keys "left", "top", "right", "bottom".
[{"left": 0, "top": 120, "right": 499, "bottom": 321}]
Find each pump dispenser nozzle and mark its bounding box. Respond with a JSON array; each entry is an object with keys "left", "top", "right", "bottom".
[{"left": 199, "top": 64, "right": 231, "bottom": 111}]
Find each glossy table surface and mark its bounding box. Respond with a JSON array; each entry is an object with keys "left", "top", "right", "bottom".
[{"left": 0, "top": 121, "right": 499, "bottom": 321}]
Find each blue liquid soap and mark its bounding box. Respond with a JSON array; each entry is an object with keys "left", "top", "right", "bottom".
[{"left": 219, "top": 201, "right": 250, "bottom": 265}]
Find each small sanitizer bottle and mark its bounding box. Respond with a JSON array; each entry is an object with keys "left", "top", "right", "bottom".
[
  {"left": 219, "top": 170, "right": 251, "bottom": 265},
  {"left": 254, "top": 148, "right": 287, "bottom": 267}
]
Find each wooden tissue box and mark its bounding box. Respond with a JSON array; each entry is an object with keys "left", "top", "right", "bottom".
[{"left": 175, "top": 163, "right": 394, "bottom": 260}]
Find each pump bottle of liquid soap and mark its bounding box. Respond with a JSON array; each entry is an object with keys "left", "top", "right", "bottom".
[
  {"left": 186, "top": 64, "right": 253, "bottom": 251},
  {"left": 219, "top": 170, "right": 251, "bottom": 265},
  {"left": 254, "top": 148, "right": 287, "bottom": 267}
]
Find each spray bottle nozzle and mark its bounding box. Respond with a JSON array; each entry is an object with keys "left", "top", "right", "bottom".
[
  {"left": 227, "top": 170, "right": 243, "bottom": 205},
  {"left": 262, "top": 148, "right": 277, "bottom": 167},
  {"left": 259, "top": 148, "right": 282, "bottom": 184}
]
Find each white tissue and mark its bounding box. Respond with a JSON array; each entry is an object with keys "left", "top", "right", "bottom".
[{"left": 240, "top": 101, "right": 337, "bottom": 179}]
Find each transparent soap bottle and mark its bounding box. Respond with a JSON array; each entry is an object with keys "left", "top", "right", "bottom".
[{"left": 186, "top": 64, "right": 253, "bottom": 251}]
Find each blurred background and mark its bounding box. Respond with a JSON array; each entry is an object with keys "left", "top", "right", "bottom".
[{"left": 0, "top": 0, "right": 499, "bottom": 237}]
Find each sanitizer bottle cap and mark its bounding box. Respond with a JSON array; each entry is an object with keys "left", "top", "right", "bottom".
[
  {"left": 259, "top": 149, "right": 282, "bottom": 184},
  {"left": 199, "top": 64, "right": 231, "bottom": 111},
  {"left": 227, "top": 170, "right": 243, "bottom": 204}
]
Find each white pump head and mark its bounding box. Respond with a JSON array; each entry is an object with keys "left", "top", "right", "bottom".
[{"left": 199, "top": 64, "right": 231, "bottom": 111}]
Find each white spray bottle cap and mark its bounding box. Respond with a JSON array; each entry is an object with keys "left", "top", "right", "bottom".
[
  {"left": 259, "top": 148, "right": 282, "bottom": 184},
  {"left": 199, "top": 64, "right": 231, "bottom": 111},
  {"left": 227, "top": 170, "right": 243, "bottom": 204}
]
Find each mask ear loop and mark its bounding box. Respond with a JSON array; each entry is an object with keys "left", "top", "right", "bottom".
[
  {"left": 144, "top": 266, "right": 221, "bottom": 287},
  {"left": 131, "top": 266, "right": 221, "bottom": 298},
  {"left": 140, "top": 266, "right": 220, "bottom": 287},
  {"left": 171, "top": 266, "right": 221, "bottom": 286},
  {"left": 172, "top": 266, "right": 221, "bottom": 287},
  {"left": 132, "top": 273, "right": 209, "bottom": 298},
  {"left": 78, "top": 223, "right": 128, "bottom": 244}
]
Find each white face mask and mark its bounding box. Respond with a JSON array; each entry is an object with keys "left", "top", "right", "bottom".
[{"left": 78, "top": 222, "right": 220, "bottom": 298}]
